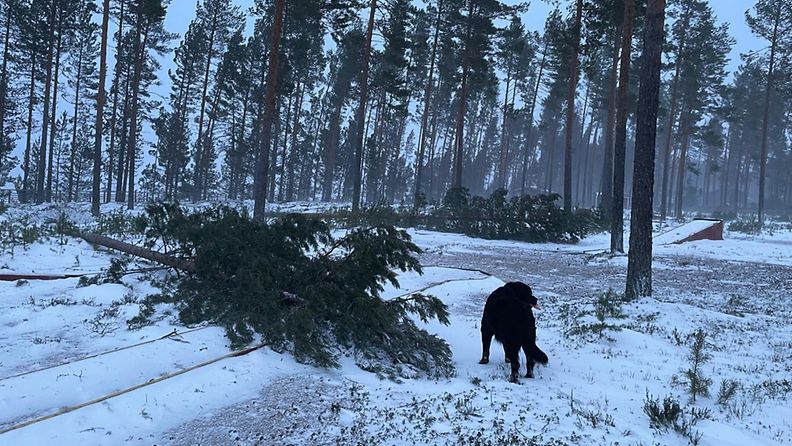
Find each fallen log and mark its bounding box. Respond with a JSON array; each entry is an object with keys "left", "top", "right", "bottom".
[
  {"left": 0, "top": 273, "right": 85, "bottom": 282},
  {"left": 81, "top": 233, "right": 196, "bottom": 273}
]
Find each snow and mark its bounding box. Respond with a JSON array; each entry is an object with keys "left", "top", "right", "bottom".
[
  {"left": 653, "top": 219, "right": 722, "bottom": 245},
  {"left": 1, "top": 206, "right": 792, "bottom": 445}
]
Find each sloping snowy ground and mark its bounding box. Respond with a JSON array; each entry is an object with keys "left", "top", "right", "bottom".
[{"left": 1, "top": 207, "right": 791, "bottom": 445}]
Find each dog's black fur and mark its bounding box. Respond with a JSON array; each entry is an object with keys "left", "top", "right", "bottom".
[{"left": 479, "top": 281, "right": 548, "bottom": 382}]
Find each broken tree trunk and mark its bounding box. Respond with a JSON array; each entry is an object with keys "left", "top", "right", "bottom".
[{"left": 81, "top": 233, "right": 196, "bottom": 273}]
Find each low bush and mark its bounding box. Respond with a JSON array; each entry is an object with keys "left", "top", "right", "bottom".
[
  {"left": 426, "top": 188, "right": 601, "bottom": 243},
  {"left": 643, "top": 393, "right": 710, "bottom": 445}
]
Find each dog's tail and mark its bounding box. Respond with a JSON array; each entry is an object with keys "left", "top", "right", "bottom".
[{"left": 528, "top": 344, "right": 549, "bottom": 365}]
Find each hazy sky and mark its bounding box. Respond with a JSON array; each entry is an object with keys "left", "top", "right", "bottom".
[
  {"left": 8, "top": 0, "right": 768, "bottom": 179},
  {"left": 161, "top": 0, "right": 766, "bottom": 78}
]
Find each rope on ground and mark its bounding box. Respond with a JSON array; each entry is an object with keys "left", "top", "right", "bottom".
[
  {"left": 0, "top": 265, "right": 499, "bottom": 435},
  {"left": 387, "top": 265, "right": 497, "bottom": 301},
  {"left": 0, "top": 343, "right": 267, "bottom": 436},
  {"left": 0, "top": 326, "right": 211, "bottom": 383},
  {"left": 0, "top": 267, "right": 168, "bottom": 282}
]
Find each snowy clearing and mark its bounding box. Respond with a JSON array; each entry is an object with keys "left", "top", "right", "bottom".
[{"left": 1, "top": 208, "right": 791, "bottom": 445}]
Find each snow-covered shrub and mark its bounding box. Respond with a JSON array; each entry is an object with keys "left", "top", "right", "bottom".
[
  {"left": 643, "top": 393, "right": 710, "bottom": 445},
  {"left": 428, "top": 187, "right": 601, "bottom": 243},
  {"left": 717, "top": 379, "right": 740, "bottom": 407},
  {"left": 564, "top": 289, "right": 626, "bottom": 341}
]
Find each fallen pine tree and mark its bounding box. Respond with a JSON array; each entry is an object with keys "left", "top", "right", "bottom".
[{"left": 82, "top": 203, "right": 454, "bottom": 379}]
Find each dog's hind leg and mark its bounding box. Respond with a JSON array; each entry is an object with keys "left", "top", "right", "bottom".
[
  {"left": 479, "top": 323, "right": 494, "bottom": 364},
  {"left": 504, "top": 342, "right": 521, "bottom": 383},
  {"left": 522, "top": 344, "right": 535, "bottom": 378}
]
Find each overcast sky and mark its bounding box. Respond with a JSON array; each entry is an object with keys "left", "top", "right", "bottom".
[
  {"left": 161, "top": 0, "right": 766, "bottom": 79},
  {"left": 8, "top": 0, "right": 769, "bottom": 178}
]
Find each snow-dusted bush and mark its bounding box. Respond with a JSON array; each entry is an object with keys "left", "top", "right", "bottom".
[
  {"left": 672, "top": 328, "right": 713, "bottom": 402},
  {"left": 428, "top": 187, "right": 601, "bottom": 243}
]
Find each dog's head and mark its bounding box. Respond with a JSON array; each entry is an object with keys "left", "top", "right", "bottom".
[{"left": 505, "top": 281, "right": 540, "bottom": 310}]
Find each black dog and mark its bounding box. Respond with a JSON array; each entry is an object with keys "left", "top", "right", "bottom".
[{"left": 479, "top": 281, "right": 548, "bottom": 382}]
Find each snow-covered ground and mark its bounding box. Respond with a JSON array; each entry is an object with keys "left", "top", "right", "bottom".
[{"left": 1, "top": 206, "right": 791, "bottom": 445}]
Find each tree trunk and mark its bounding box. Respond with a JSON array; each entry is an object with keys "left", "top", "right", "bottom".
[
  {"left": 285, "top": 81, "right": 304, "bottom": 202},
  {"left": 497, "top": 63, "right": 512, "bottom": 190},
  {"left": 659, "top": 3, "right": 690, "bottom": 221},
  {"left": 674, "top": 111, "right": 691, "bottom": 218},
  {"left": 92, "top": 0, "right": 111, "bottom": 216},
  {"left": 322, "top": 105, "right": 342, "bottom": 201},
  {"left": 599, "top": 26, "right": 620, "bottom": 215},
  {"left": 277, "top": 89, "right": 294, "bottom": 202},
  {"left": 22, "top": 50, "right": 36, "bottom": 203},
  {"left": 193, "top": 12, "right": 218, "bottom": 202},
  {"left": 758, "top": 3, "right": 780, "bottom": 226},
  {"left": 582, "top": 120, "right": 599, "bottom": 207},
  {"left": 564, "top": 0, "right": 583, "bottom": 212},
  {"left": 126, "top": 4, "right": 147, "bottom": 210},
  {"left": 521, "top": 40, "right": 548, "bottom": 195},
  {"left": 82, "top": 233, "right": 196, "bottom": 273},
  {"left": 388, "top": 110, "right": 407, "bottom": 203},
  {"left": 626, "top": 0, "right": 665, "bottom": 300},
  {"left": 253, "top": 0, "right": 285, "bottom": 222},
  {"left": 115, "top": 70, "right": 133, "bottom": 202},
  {"left": 611, "top": 0, "right": 634, "bottom": 253},
  {"left": 68, "top": 41, "right": 84, "bottom": 203},
  {"left": 106, "top": 0, "right": 126, "bottom": 203},
  {"left": 36, "top": 0, "right": 58, "bottom": 204},
  {"left": 414, "top": 4, "right": 442, "bottom": 208},
  {"left": 452, "top": 1, "right": 475, "bottom": 191},
  {"left": 0, "top": 7, "right": 10, "bottom": 157},
  {"left": 46, "top": 11, "right": 64, "bottom": 202},
  {"left": 350, "top": 0, "right": 377, "bottom": 213}
]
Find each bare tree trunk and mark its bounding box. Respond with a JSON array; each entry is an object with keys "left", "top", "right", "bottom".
[
  {"left": 285, "top": 81, "right": 304, "bottom": 202},
  {"left": 611, "top": 0, "right": 634, "bottom": 253},
  {"left": 115, "top": 71, "right": 132, "bottom": 202},
  {"left": 583, "top": 120, "right": 599, "bottom": 208},
  {"left": 545, "top": 129, "right": 557, "bottom": 193},
  {"left": 106, "top": 0, "right": 126, "bottom": 203},
  {"left": 68, "top": 42, "right": 84, "bottom": 203},
  {"left": 22, "top": 50, "right": 36, "bottom": 203},
  {"left": 626, "top": 0, "right": 665, "bottom": 299},
  {"left": 521, "top": 40, "right": 548, "bottom": 195},
  {"left": 350, "top": 0, "right": 377, "bottom": 213},
  {"left": 452, "top": 0, "right": 475, "bottom": 191},
  {"left": 253, "top": 0, "right": 285, "bottom": 222},
  {"left": 599, "top": 26, "right": 620, "bottom": 215},
  {"left": 414, "top": 4, "right": 442, "bottom": 208},
  {"left": 564, "top": 0, "right": 583, "bottom": 212},
  {"left": 322, "top": 105, "right": 342, "bottom": 201},
  {"left": 92, "top": 0, "right": 111, "bottom": 216},
  {"left": 47, "top": 11, "right": 64, "bottom": 202},
  {"left": 277, "top": 89, "right": 294, "bottom": 202},
  {"left": 758, "top": 3, "right": 780, "bottom": 226},
  {"left": 497, "top": 63, "right": 512, "bottom": 190},
  {"left": 674, "top": 112, "right": 691, "bottom": 218},
  {"left": 193, "top": 12, "right": 218, "bottom": 202},
  {"left": 82, "top": 233, "right": 196, "bottom": 273},
  {"left": 126, "top": 4, "right": 147, "bottom": 210},
  {"left": 0, "top": 7, "right": 10, "bottom": 158},
  {"left": 36, "top": 0, "right": 58, "bottom": 204},
  {"left": 574, "top": 86, "right": 590, "bottom": 205},
  {"left": 659, "top": 2, "right": 691, "bottom": 220}
]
